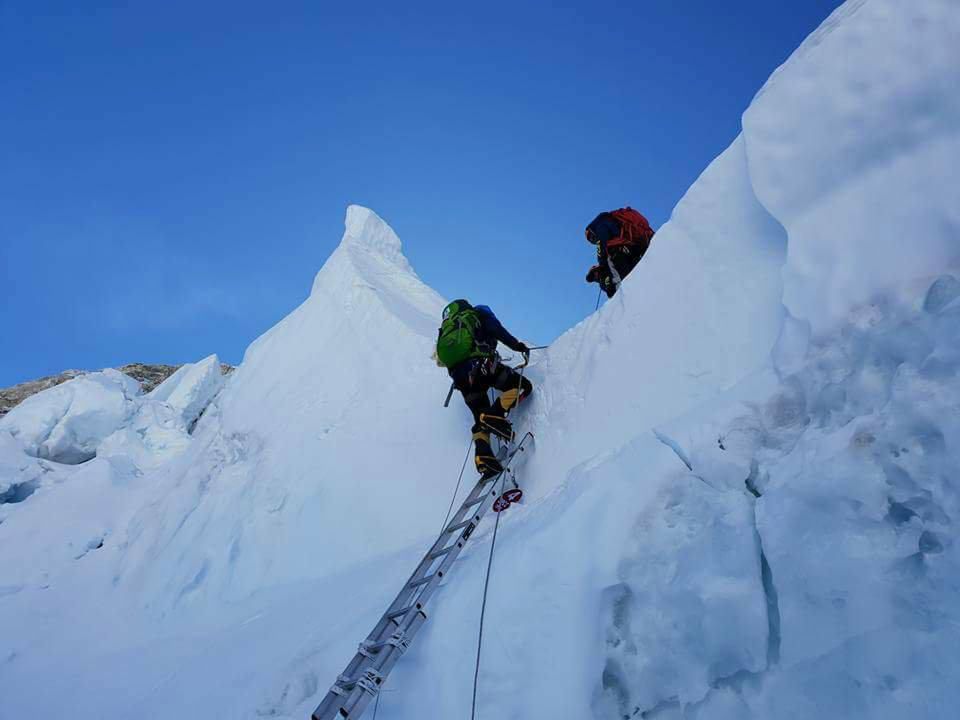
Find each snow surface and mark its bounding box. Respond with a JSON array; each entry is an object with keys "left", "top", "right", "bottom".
[
  {"left": 0, "top": 369, "right": 140, "bottom": 464},
  {"left": 148, "top": 354, "right": 226, "bottom": 429},
  {"left": 743, "top": 0, "right": 960, "bottom": 335},
  {"left": 1, "top": 1, "right": 958, "bottom": 718}
]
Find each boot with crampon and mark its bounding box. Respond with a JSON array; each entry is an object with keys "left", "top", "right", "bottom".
[
  {"left": 474, "top": 436, "right": 504, "bottom": 477},
  {"left": 478, "top": 412, "right": 514, "bottom": 442}
]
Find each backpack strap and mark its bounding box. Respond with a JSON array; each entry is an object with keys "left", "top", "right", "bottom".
[{"left": 605, "top": 254, "right": 623, "bottom": 289}]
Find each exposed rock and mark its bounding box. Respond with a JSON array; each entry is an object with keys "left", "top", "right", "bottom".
[{"left": 115, "top": 364, "right": 180, "bottom": 394}]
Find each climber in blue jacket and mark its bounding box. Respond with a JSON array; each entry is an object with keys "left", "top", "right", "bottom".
[{"left": 435, "top": 299, "right": 532, "bottom": 476}]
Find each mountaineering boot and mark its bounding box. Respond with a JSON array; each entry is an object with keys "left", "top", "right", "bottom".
[
  {"left": 474, "top": 434, "right": 504, "bottom": 477},
  {"left": 477, "top": 454, "right": 504, "bottom": 478},
  {"left": 478, "top": 412, "right": 514, "bottom": 442}
]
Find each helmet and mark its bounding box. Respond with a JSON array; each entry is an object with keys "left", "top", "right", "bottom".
[{"left": 442, "top": 299, "right": 472, "bottom": 320}]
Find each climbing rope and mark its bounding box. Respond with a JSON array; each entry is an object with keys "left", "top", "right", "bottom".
[
  {"left": 440, "top": 438, "right": 475, "bottom": 535},
  {"left": 472, "top": 361, "right": 527, "bottom": 719},
  {"left": 471, "top": 468, "right": 509, "bottom": 720}
]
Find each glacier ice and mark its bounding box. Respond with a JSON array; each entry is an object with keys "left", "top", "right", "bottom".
[
  {"left": 147, "top": 353, "right": 226, "bottom": 429},
  {"left": 0, "top": 369, "right": 140, "bottom": 464},
  {"left": 1, "top": 1, "right": 959, "bottom": 718}
]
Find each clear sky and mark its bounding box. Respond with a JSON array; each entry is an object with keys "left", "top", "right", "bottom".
[{"left": 0, "top": 0, "right": 842, "bottom": 387}]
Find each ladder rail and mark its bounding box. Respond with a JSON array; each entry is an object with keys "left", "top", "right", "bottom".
[
  {"left": 382, "top": 475, "right": 497, "bottom": 614},
  {"left": 335, "top": 474, "right": 500, "bottom": 680},
  {"left": 312, "top": 434, "right": 532, "bottom": 720},
  {"left": 366, "top": 435, "right": 528, "bottom": 636},
  {"left": 319, "top": 489, "right": 489, "bottom": 720}
]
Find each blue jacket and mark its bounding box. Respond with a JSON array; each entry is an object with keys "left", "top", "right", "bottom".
[
  {"left": 447, "top": 304, "right": 526, "bottom": 386},
  {"left": 586, "top": 212, "right": 622, "bottom": 264},
  {"left": 473, "top": 305, "right": 526, "bottom": 354}
]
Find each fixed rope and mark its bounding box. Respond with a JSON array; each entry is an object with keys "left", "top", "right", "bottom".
[
  {"left": 471, "top": 360, "right": 527, "bottom": 719},
  {"left": 471, "top": 468, "right": 508, "bottom": 720},
  {"left": 440, "top": 437, "right": 475, "bottom": 535}
]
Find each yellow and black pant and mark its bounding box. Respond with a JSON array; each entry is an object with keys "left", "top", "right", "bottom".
[{"left": 452, "top": 359, "right": 533, "bottom": 441}]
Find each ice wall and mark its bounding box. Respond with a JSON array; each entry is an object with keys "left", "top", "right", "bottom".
[{"left": 743, "top": 0, "right": 960, "bottom": 335}]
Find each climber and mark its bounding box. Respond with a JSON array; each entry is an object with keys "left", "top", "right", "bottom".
[
  {"left": 435, "top": 299, "right": 533, "bottom": 476},
  {"left": 585, "top": 207, "right": 655, "bottom": 298}
]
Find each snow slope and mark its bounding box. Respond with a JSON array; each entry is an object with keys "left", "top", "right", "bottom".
[{"left": 1, "top": 1, "right": 958, "bottom": 718}]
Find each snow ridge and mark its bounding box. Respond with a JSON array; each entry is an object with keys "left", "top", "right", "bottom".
[
  {"left": 305, "top": 204, "right": 444, "bottom": 341},
  {"left": 340, "top": 204, "right": 410, "bottom": 270}
]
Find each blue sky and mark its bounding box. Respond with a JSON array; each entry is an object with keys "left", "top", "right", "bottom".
[{"left": 1, "top": 0, "right": 842, "bottom": 387}]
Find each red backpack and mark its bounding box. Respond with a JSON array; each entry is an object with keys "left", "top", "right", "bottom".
[{"left": 607, "top": 207, "right": 655, "bottom": 252}]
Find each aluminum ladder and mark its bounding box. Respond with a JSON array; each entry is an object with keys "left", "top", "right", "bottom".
[{"left": 312, "top": 432, "right": 532, "bottom": 719}]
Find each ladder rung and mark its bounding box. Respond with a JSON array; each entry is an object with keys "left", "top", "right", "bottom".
[
  {"left": 447, "top": 517, "right": 478, "bottom": 533},
  {"left": 428, "top": 541, "right": 462, "bottom": 560},
  {"left": 463, "top": 493, "right": 486, "bottom": 508},
  {"left": 365, "top": 631, "right": 410, "bottom": 654},
  {"left": 333, "top": 675, "right": 357, "bottom": 692},
  {"left": 388, "top": 605, "right": 414, "bottom": 620},
  {"left": 407, "top": 571, "right": 441, "bottom": 589}
]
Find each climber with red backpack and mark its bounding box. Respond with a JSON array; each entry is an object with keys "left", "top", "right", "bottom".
[
  {"left": 585, "top": 207, "right": 655, "bottom": 298},
  {"left": 435, "top": 300, "right": 532, "bottom": 477}
]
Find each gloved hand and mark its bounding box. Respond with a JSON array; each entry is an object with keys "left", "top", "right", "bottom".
[
  {"left": 586, "top": 265, "right": 603, "bottom": 283},
  {"left": 517, "top": 342, "right": 531, "bottom": 367},
  {"left": 602, "top": 275, "right": 618, "bottom": 298}
]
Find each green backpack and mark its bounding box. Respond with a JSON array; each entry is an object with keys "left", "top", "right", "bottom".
[{"left": 436, "top": 301, "right": 488, "bottom": 368}]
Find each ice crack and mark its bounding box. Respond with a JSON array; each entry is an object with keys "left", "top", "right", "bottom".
[{"left": 652, "top": 429, "right": 693, "bottom": 471}]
